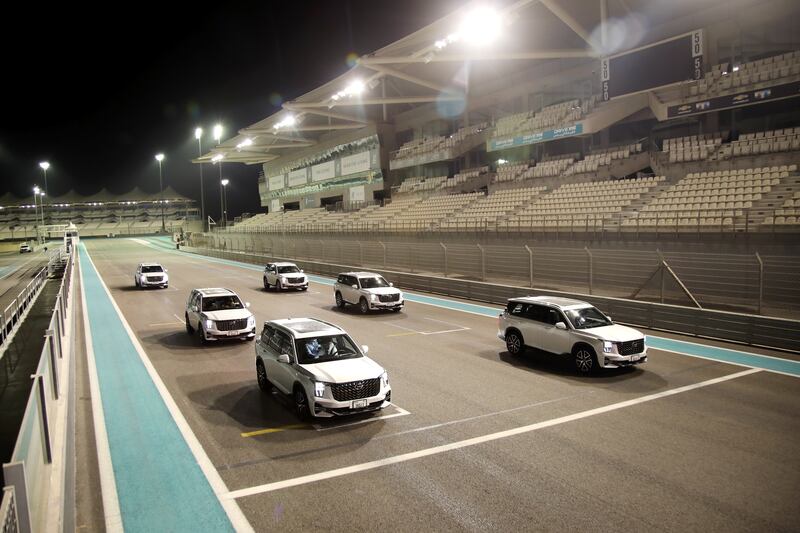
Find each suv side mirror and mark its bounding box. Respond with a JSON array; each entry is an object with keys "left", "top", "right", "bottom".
[
  {"left": 191, "top": 305, "right": 198, "bottom": 313},
  {"left": 278, "top": 354, "right": 291, "bottom": 364},
  {"left": 300, "top": 269, "right": 304, "bottom": 273},
  {"left": 605, "top": 314, "right": 612, "bottom": 322},
  {"left": 389, "top": 282, "right": 394, "bottom": 287},
  {"left": 245, "top": 302, "right": 251, "bottom": 308},
  {"left": 361, "top": 345, "right": 369, "bottom": 354},
  {"left": 555, "top": 321, "right": 567, "bottom": 330},
  {"left": 352, "top": 284, "right": 358, "bottom": 289}
]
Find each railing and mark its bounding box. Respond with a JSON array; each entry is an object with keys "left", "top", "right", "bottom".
[
  {"left": 1, "top": 247, "right": 75, "bottom": 533},
  {"left": 0, "top": 267, "right": 48, "bottom": 349},
  {"left": 189, "top": 232, "right": 800, "bottom": 319}
]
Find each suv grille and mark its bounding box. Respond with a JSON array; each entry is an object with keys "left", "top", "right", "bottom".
[
  {"left": 216, "top": 318, "right": 248, "bottom": 331},
  {"left": 148, "top": 276, "right": 163, "bottom": 282},
  {"left": 618, "top": 339, "right": 644, "bottom": 356},
  {"left": 378, "top": 293, "right": 400, "bottom": 302},
  {"left": 331, "top": 378, "right": 380, "bottom": 401},
  {"left": 287, "top": 277, "right": 304, "bottom": 283}
]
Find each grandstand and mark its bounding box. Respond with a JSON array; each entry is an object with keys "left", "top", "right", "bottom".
[{"left": 0, "top": 187, "right": 201, "bottom": 239}]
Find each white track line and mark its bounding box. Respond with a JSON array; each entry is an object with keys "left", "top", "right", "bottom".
[
  {"left": 224, "top": 368, "right": 760, "bottom": 500},
  {"left": 313, "top": 406, "right": 411, "bottom": 432},
  {"left": 82, "top": 247, "right": 254, "bottom": 532}
]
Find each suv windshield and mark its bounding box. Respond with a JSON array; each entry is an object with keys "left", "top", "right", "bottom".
[
  {"left": 359, "top": 276, "right": 390, "bottom": 289},
  {"left": 564, "top": 307, "right": 612, "bottom": 329},
  {"left": 202, "top": 295, "right": 244, "bottom": 312},
  {"left": 278, "top": 265, "right": 300, "bottom": 274},
  {"left": 141, "top": 265, "right": 163, "bottom": 273},
  {"left": 295, "top": 334, "right": 362, "bottom": 364}
]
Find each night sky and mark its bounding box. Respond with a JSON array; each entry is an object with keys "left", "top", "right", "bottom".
[{"left": 1, "top": 1, "right": 464, "bottom": 220}]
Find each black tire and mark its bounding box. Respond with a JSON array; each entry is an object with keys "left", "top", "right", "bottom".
[
  {"left": 198, "top": 323, "right": 210, "bottom": 345},
  {"left": 256, "top": 360, "right": 272, "bottom": 392},
  {"left": 263, "top": 277, "right": 270, "bottom": 290},
  {"left": 359, "top": 298, "right": 370, "bottom": 314},
  {"left": 335, "top": 292, "right": 345, "bottom": 309},
  {"left": 163, "top": 284, "right": 168, "bottom": 289},
  {"left": 295, "top": 387, "right": 311, "bottom": 420},
  {"left": 185, "top": 314, "right": 193, "bottom": 334},
  {"left": 301, "top": 286, "right": 308, "bottom": 291},
  {"left": 574, "top": 345, "right": 598, "bottom": 375},
  {"left": 135, "top": 277, "right": 140, "bottom": 288},
  {"left": 505, "top": 330, "right": 524, "bottom": 356},
  {"left": 276, "top": 279, "right": 283, "bottom": 291}
]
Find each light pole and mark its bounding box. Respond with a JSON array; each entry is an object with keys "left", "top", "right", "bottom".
[
  {"left": 213, "top": 124, "right": 224, "bottom": 227},
  {"left": 221, "top": 179, "right": 229, "bottom": 227},
  {"left": 39, "top": 162, "right": 50, "bottom": 223},
  {"left": 195, "top": 127, "right": 206, "bottom": 232},
  {"left": 155, "top": 153, "right": 165, "bottom": 232}
]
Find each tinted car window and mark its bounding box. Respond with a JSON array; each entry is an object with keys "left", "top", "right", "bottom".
[
  {"left": 295, "top": 334, "right": 362, "bottom": 364},
  {"left": 508, "top": 302, "right": 528, "bottom": 316},
  {"left": 261, "top": 325, "right": 275, "bottom": 344}
]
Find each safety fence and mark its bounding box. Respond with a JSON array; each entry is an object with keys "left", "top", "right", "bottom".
[
  {"left": 189, "top": 232, "right": 800, "bottom": 319},
  {"left": 180, "top": 244, "right": 800, "bottom": 352},
  {"left": 1, "top": 247, "right": 74, "bottom": 533},
  {"left": 0, "top": 268, "right": 49, "bottom": 350}
]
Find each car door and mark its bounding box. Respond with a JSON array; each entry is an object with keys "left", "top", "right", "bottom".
[
  {"left": 343, "top": 275, "right": 358, "bottom": 304},
  {"left": 189, "top": 293, "right": 202, "bottom": 326},
  {"left": 538, "top": 307, "right": 572, "bottom": 354},
  {"left": 517, "top": 303, "right": 545, "bottom": 350},
  {"left": 266, "top": 330, "right": 296, "bottom": 393}
]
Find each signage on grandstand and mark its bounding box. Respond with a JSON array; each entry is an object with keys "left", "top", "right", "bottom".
[
  {"left": 341, "top": 151, "right": 371, "bottom": 175},
  {"left": 311, "top": 161, "right": 336, "bottom": 182},
  {"left": 269, "top": 175, "right": 285, "bottom": 191},
  {"left": 270, "top": 199, "right": 280, "bottom": 212},
  {"left": 602, "top": 29, "right": 703, "bottom": 101},
  {"left": 667, "top": 80, "right": 800, "bottom": 118},
  {"left": 288, "top": 168, "right": 308, "bottom": 187},
  {"left": 389, "top": 149, "right": 450, "bottom": 170},
  {"left": 349, "top": 185, "right": 365, "bottom": 203},
  {"left": 487, "top": 123, "right": 583, "bottom": 152}
]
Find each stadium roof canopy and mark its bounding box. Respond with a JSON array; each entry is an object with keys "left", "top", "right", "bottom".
[
  {"left": 0, "top": 186, "right": 193, "bottom": 208},
  {"left": 196, "top": 0, "right": 756, "bottom": 166}
]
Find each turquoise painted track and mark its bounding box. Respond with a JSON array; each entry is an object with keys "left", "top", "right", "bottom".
[
  {"left": 141, "top": 236, "right": 800, "bottom": 377},
  {"left": 79, "top": 243, "right": 234, "bottom": 532}
]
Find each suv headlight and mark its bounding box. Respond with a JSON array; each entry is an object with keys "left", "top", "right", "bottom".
[
  {"left": 370, "top": 293, "right": 378, "bottom": 302},
  {"left": 247, "top": 316, "right": 255, "bottom": 328},
  {"left": 314, "top": 381, "right": 326, "bottom": 398},
  {"left": 380, "top": 371, "right": 389, "bottom": 387},
  {"left": 205, "top": 319, "right": 214, "bottom": 330},
  {"left": 603, "top": 341, "right": 614, "bottom": 353}
]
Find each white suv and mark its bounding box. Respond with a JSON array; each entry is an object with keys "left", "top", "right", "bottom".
[
  {"left": 334, "top": 272, "right": 404, "bottom": 313},
  {"left": 134, "top": 262, "right": 169, "bottom": 289},
  {"left": 255, "top": 318, "right": 391, "bottom": 418},
  {"left": 185, "top": 288, "right": 256, "bottom": 343},
  {"left": 498, "top": 296, "right": 647, "bottom": 374},
  {"left": 263, "top": 262, "right": 308, "bottom": 291}
]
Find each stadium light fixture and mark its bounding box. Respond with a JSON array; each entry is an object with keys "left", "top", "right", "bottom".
[
  {"left": 236, "top": 138, "right": 254, "bottom": 150},
  {"left": 195, "top": 127, "right": 203, "bottom": 140},
  {"left": 213, "top": 124, "right": 223, "bottom": 143},
  {"left": 195, "top": 127, "right": 207, "bottom": 231},
  {"left": 221, "top": 179, "right": 229, "bottom": 186},
  {"left": 211, "top": 154, "right": 225, "bottom": 163},
  {"left": 459, "top": 6, "right": 502, "bottom": 46},
  {"left": 155, "top": 154, "right": 166, "bottom": 231},
  {"left": 39, "top": 161, "right": 50, "bottom": 171},
  {"left": 273, "top": 115, "right": 297, "bottom": 130}
]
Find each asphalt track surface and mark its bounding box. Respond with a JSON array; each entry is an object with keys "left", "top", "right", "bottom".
[{"left": 77, "top": 237, "right": 800, "bottom": 532}]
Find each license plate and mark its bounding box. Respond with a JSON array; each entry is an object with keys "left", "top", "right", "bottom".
[
  {"left": 631, "top": 355, "right": 640, "bottom": 362},
  {"left": 351, "top": 399, "right": 368, "bottom": 409},
  {"left": 227, "top": 331, "right": 238, "bottom": 336}
]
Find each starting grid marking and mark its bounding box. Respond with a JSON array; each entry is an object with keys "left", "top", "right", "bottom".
[
  {"left": 240, "top": 405, "right": 412, "bottom": 437},
  {"left": 386, "top": 316, "right": 470, "bottom": 337}
]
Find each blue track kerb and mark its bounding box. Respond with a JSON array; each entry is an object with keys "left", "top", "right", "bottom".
[
  {"left": 79, "top": 243, "right": 234, "bottom": 533},
  {"left": 142, "top": 236, "right": 800, "bottom": 377}
]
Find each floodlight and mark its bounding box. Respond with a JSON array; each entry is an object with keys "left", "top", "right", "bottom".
[
  {"left": 213, "top": 124, "right": 223, "bottom": 141},
  {"left": 155, "top": 153, "right": 165, "bottom": 162},
  {"left": 459, "top": 6, "right": 502, "bottom": 46},
  {"left": 33, "top": 186, "right": 40, "bottom": 194},
  {"left": 498, "top": 159, "right": 508, "bottom": 164},
  {"left": 40, "top": 192, "right": 45, "bottom": 197},
  {"left": 195, "top": 127, "right": 203, "bottom": 139},
  {"left": 236, "top": 138, "right": 254, "bottom": 150},
  {"left": 221, "top": 179, "right": 229, "bottom": 186},
  {"left": 211, "top": 154, "right": 225, "bottom": 163},
  {"left": 39, "top": 161, "right": 50, "bottom": 170},
  {"left": 344, "top": 80, "right": 365, "bottom": 95}
]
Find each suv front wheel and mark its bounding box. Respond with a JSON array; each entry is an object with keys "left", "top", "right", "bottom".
[
  {"left": 263, "top": 277, "right": 270, "bottom": 290},
  {"left": 359, "top": 298, "right": 370, "bottom": 314},
  {"left": 573, "top": 345, "right": 598, "bottom": 374},
  {"left": 505, "top": 329, "right": 524, "bottom": 356},
  {"left": 335, "top": 292, "right": 345, "bottom": 309},
  {"left": 295, "top": 387, "right": 311, "bottom": 420},
  {"left": 256, "top": 360, "right": 272, "bottom": 392}
]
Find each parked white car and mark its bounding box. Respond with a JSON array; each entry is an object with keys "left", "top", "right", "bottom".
[
  {"left": 334, "top": 272, "right": 404, "bottom": 313},
  {"left": 255, "top": 318, "right": 391, "bottom": 418},
  {"left": 498, "top": 296, "right": 647, "bottom": 374},
  {"left": 19, "top": 243, "right": 32, "bottom": 253},
  {"left": 263, "top": 262, "right": 308, "bottom": 291},
  {"left": 185, "top": 288, "right": 256, "bottom": 343},
  {"left": 134, "top": 262, "right": 169, "bottom": 289}
]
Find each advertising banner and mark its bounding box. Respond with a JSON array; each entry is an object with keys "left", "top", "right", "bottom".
[
  {"left": 270, "top": 199, "right": 280, "bottom": 213},
  {"left": 311, "top": 161, "right": 336, "bottom": 182},
  {"left": 349, "top": 186, "right": 365, "bottom": 203},
  {"left": 667, "top": 80, "right": 800, "bottom": 118},
  {"left": 487, "top": 123, "right": 584, "bottom": 152},
  {"left": 288, "top": 168, "right": 308, "bottom": 187},
  {"left": 341, "top": 151, "right": 371, "bottom": 175},
  {"left": 268, "top": 175, "right": 285, "bottom": 191}
]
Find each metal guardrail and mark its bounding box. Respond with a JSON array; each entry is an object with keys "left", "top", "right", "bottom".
[
  {"left": 181, "top": 244, "right": 800, "bottom": 352},
  {"left": 1, "top": 247, "right": 74, "bottom": 533},
  {"left": 0, "top": 268, "right": 49, "bottom": 350},
  {"left": 190, "top": 233, "right": 800, "bottom": 319}
]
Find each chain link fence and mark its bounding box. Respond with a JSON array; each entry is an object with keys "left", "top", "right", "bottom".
[{"left": 189, "top": 232, "right": 799, "bottom": 319}]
